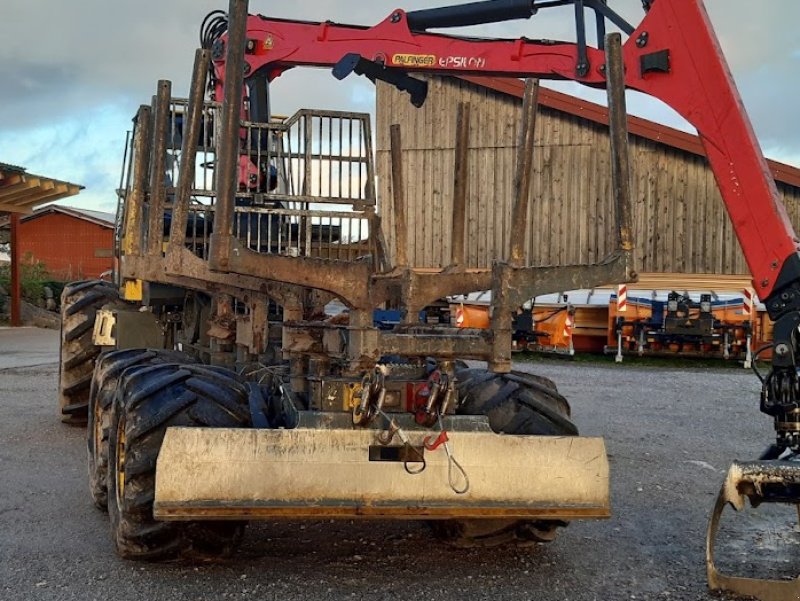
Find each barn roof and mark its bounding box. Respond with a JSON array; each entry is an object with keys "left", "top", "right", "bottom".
[
  {"left": 0, "top": 163, "right": 83, "bottom": 213},
  {"left": 20, "top": 205, "right": 115, "bottom": 229},
  {"left": 460, "top": 76, "right": 800, "bottom": 189}
]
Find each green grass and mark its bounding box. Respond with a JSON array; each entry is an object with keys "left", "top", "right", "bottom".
[{"left": 0, "top": 253, "right": 52, "bottom": 305}]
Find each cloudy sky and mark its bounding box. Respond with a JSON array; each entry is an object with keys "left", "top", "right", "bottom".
[{"left": 1, "top": 0, "right": 798, "bottom": 212}]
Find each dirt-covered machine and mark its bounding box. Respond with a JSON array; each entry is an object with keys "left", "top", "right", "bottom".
[{"left": 57, "top": 1, "right": 800, "bottom": 598}]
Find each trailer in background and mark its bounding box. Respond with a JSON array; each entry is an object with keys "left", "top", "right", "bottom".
[
  {"left": 607, "top": 290, "right": 754, "bottom": 365},
  {"left": 451, "top": 287, "right": 768, "bottom": 366}
]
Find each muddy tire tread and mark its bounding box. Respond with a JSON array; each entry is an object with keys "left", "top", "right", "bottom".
[
  {"left": 59, "top": 280, "right": 123, "bottom": 425},
  {"left": 107, "top": 363, "right": 249, "bottom": 561},
  {"left": 87, "top": 349, "right": 194, "bottom": 511},
  {"left": 429, "top": 367, "right": 578, "bottom": 548}
]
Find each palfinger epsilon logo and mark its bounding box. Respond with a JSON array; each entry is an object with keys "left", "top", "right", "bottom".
[{"left": 391, "top": 54, "right": 437, "bottom": 67}]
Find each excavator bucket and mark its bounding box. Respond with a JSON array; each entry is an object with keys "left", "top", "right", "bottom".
[{"left": 707, "top": 459, "right": 800, "bottom": 601}]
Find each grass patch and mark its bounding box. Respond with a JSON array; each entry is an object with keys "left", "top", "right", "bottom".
[{"left": 0, "top": 253, "right": 63, "bottom": 311}]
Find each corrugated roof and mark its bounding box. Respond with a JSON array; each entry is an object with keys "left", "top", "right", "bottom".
[
  {"left": 0, "top": 163, "right": 83, "bottom": 214},
  {"left": 65, "top": 207, "right": 116, "bottom": 226},
  {"left": 20, "top": 204, "right": 115, "bottom": 228},
  {"left": 0, "top": 162, "right": 26, "bottom": 173},
  {"left": 459, "top": 76, "right": 800, "bottom": 189}
]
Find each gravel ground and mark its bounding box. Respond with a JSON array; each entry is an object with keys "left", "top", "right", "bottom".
[{"left": 0, "top": 329, "right": 786, "bottom": 600}]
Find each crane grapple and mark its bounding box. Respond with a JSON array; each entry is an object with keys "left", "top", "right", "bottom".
[{"left": 707, "top": 458, "right": 800, "bottom": 601}]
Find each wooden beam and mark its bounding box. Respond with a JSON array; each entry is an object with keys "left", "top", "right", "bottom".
[
  {"left": 0, "top": 203, "right": 33, "bottom": 214},
  {"left": 0, "top": 174, "right": 23, "bottom": 187},
  {"left": 0, "top": 182, "right": 79, "bottom": 214},
  {"left": 41, "top": 184, "right": 81, "bottom": 203},
  {"left": 10, "top": 213, "right": 20, "bottom": 326},
  {"left": 0, "top": 180, "right": 56, "bottom": 206},
  {"left": 0, "top": 177, "right": 40, "bottom": 197},
  {"left": 18, "top": 183, "right": 68, "bottom": 205},
  {"left": 597, "top": 272, "right": 753, "bottom": 292}
]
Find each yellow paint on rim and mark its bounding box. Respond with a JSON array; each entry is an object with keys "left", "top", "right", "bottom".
[{"left": 116, "top": 418, "right": 127, "bottom": 509}]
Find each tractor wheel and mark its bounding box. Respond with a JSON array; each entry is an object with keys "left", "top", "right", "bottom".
[
  {"left": 108, "top": 363, "right": 250, "bottom": 561},
  {"left": 87, "top": 348, "right": 195, "bottom": 511},
  {"left": 59, "top": 280, "right": 123, "bottom": 425},
  {"left": 429, "top": 367, "right": 578, "bottom": 548}
]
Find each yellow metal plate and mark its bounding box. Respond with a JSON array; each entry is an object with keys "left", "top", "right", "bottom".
[{"left": 122, "top": 279, "right": 143, "bottom": 302}]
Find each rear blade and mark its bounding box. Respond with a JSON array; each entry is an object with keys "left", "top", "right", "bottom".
[{"left": 153, "top": 426, "right": 610, "bottom": 521}]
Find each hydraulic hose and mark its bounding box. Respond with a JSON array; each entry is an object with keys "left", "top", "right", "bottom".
[{"left": 405, "top": 0, "right": 536, "bottom": 31}]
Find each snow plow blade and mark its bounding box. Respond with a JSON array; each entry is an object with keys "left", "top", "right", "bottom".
[
  {"left": 153, "top": 427, "right": 609, "bottom": 520},
  {"left": 707, "top": 459, "right": 800, "bottom": 601}
]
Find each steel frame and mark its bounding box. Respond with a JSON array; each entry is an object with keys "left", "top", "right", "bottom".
[{"left": 117, "top": 20, "right": 637, "bottom": 378}]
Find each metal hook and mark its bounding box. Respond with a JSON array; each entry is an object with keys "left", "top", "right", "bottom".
[
  {"left": 403, "top": 445, "right": 426, "bottom": 475},
  {"left": 423, "top": 429, "right": 449, "bottom": 451},
  {"left": 376, "top": 418, "right": 400, "bottom": 446}
]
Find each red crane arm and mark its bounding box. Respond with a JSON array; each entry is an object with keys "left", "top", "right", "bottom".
[{"left": 213, "top": 0, "right": 800, "bottom": 302}]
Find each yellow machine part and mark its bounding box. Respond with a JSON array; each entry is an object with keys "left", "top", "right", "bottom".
[
  {"left": 122, "top": 279, "right": 143, "bottom": 302},
  {"left": 154, "top": 427, "right": 610, "bottom": 521}
]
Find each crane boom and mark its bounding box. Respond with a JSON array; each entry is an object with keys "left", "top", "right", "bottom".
[{"left": 209, "top": 0, "right": 800, "bottom": 304}]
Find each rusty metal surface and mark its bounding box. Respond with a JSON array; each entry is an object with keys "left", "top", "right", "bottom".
[
  {"left": 509, "top": 79, "right": 539, "bottom": 267},
  {"left": 370, "top": 212, "right": 392, "bottom": 273},
  {"left": 121, "top": 105, "right": 151, "bottom": 258},
  {"left": 225, "top": 238, "right": 374, "bottom": 309},
  {"left": 606, "top": 33, "right": 635, "bottom": 253},
  {"left": 117, "top": 23, "right": 642, "bottom": 384},
  {"left": 154, "top": 426, "right": 609, "bottom": 521},
  {"left": 497, "top": 251, "right": 634, "bottom": 311},
  {"left": 450, "top": 103, "right": 470, "bottom": 269},
  {"left": 707, "top": 460, "right": 800, "bottom": 601},
  {"left": 390, "top": 268, "right": 493, "bottom": 318},
  {"left": 126, "top": 252, "right": 264, "bottom": 299},
  {"left": 168, "top": 49, "right": 210, "bottom": 253},
  {"left": 380, "top": 329, "right": 493, "bottom": 360},
  {"left": 209, "top": 0, "right": 249, "bottom": 272},
  {"left": 389, "top": 124, "right": 408, "bottom": 269},
  {"left": 146, "top": 80, "right": 172, "bottom": 258}
]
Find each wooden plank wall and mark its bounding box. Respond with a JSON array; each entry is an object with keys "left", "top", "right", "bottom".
[{"left": 375, "top": 76, "right": 800, "bottom": 274}]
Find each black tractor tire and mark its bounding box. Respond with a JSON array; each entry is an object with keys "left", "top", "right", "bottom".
[
  {"left": 87, "top": 349, "right": 195, "bottom": 511},
  {"left": 108, "top": 363, "right": 251, "bottom": 561},
  {"left": 59, "top": 280, "right": 124, "bottom": 425},
  {"left": 429, "top": 367, "right": 578, "bottom": 548}
]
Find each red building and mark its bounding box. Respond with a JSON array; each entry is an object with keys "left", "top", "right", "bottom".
[{"left": 19, "top": 205, "right": 115, "bottom": 281}]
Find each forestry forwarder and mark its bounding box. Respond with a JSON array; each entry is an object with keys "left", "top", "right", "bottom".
[{"left": 57, "top": 1, "right": 800, "bottom": 597}]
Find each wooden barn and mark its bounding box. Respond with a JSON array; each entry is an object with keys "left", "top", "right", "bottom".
[
  {"left": 17, "top": 205, "right": 115, "bottom": 281},
  {"left": 376, "top": 76, "right": 800, "bottom": 281}
]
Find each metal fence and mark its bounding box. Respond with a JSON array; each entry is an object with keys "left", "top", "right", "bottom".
[{"left": 118, "top": 100, "right": 375, "bottom": 262}]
